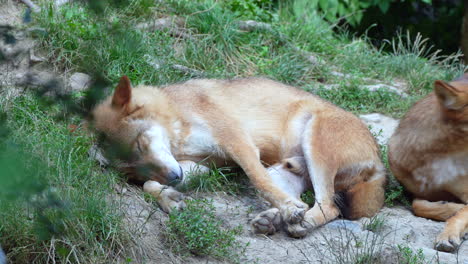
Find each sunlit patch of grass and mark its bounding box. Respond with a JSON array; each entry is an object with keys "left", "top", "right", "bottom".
[{"left": 164, "top": 199, "right": 246, "bottom": 262}]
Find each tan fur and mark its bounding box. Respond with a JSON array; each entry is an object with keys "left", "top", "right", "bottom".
[
  {"left": 93, "top": 76, "right": 385, "bottom": 237},
  {"left": 388, "top": 75, "right": 468, "bottom": 252}
]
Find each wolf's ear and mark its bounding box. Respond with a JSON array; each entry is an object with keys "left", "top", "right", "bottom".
[
  {"left": 112, "top": 76, "right": 132, "bottom": 108},
  {"left": 434, "top": 80, "right": 463, "bottom": 110}
]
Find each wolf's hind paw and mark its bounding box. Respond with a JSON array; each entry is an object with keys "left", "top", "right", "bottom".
[
  {"left": 251, "top": 208, "right": 282, "bottom": 235},
  {"left": 435, "top": 233, "right": 460, "bottom": 252},
  {"left": 286, "top": 220, "right": 314, "bottom": 238},
  {"left": 280, "top": 200, "right": 308, "bottom": 224}
]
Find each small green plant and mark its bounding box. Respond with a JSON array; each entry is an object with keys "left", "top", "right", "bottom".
[
  {"left": 301, "top": 190, "right": 315, "bottom": 205},
  {"left": 363, "top": 215, "right": 385, "bottom": 233},
  {"left": 225, "top": 0, "right": 274, "bottom": 22},
  {"left": 165, "top": 199, "right": 246, "bottom": 261},
  {"left": 378, "top": 140, "right": 410, "bottom": 207},
  {"left": 397, "top": 245, "right": 426, "bottom": 264},
  {"left": 180, "top": 166, "right": 248, "bottom": 194},
  {"left": 310, "top": 219, "right": 389, "bottom": 264}
]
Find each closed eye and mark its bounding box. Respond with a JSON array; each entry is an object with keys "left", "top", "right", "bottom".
[{"left": 136, "top": 139, "right": 143, "bottom": 153}]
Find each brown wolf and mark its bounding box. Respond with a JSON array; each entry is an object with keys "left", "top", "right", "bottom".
[
  {"left": 92, "top": 76, "right": 385, "bottom": 237},
  {"left": 388, "top": 75, "right": 468, "bottom": 252}
]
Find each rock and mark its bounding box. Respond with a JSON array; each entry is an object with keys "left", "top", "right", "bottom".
[
  {"left": 238, "top": 20, "right": 273, "bottom": 32},
  {"left": 171, "top": 64, "right": 204, "bottom": 77},
  {"left": 363, "top": 83, "right": 408, "bottom": 97},
  {"left": 360, "top": 113, "right": 399, "bottom": 145},
  {"left": 88, "top": 144, "right": 109, "bottom": 167},
  {"left": 136, "top": 17, "right": 192, "bottom": 39},
  {"left": 69, "top": 72, "right": 91, "bottom": 92},
  {"left": 326, "top": 219, "right": 363, "bottom": 234},
  {"left": 29, "top": 51, "right": 45, "bottom": 63}
]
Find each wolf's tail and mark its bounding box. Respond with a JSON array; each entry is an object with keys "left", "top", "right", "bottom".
[
  {"left": 412, "top": 199, "right": 465, "bottom": 221},
  {"left": 337, "top": 164, "right": 386, "bottom": 219}
]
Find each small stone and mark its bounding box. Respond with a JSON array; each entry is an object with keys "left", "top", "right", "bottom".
[
  {"left": 88, "top": 144, "right": 109, "bottom": 167},
  {"left": 30, "top": 52, "right": 45, "bottom": 63},
  {"left": 363, "top": 84, "right": 407, "bottom": 97},
  {"left": 326, "top": 219, "right": 363, "bottom": 233},
  {"left": 69, "top": 72, "right": 92, "bottom": 92}
]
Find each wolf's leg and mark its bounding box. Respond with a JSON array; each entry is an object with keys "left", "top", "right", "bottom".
[
  {"left": 143, "top": 180, "right": 186, "bottom": 213},
  {"left": 413, "top": 199, "right": 465, "bottom": 221},
  {"left": 251, "top": 163, "right": 308, "bottom": 235},
  {"left": 286, "top": 116, "right": 341, "bottom": 237},
  {"left": 435, "top": 205, "right": 468, "bottom": 252},
  {"left": 143, "top": 161, "right": 209, "bottom": 213},
  {"left": 218, "top": 133, "right": 308, "bottom": 224}
]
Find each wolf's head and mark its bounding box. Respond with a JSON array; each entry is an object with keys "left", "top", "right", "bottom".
[
  {"left": 435, "top": 75, "right": 468, "bottom": 126},
  {"left": 91, "top": 76, "right": 183, "bottom": 185}
]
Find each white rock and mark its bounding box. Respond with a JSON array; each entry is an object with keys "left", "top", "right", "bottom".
[
  {"left": 69, "top": 72, "right": 91, "bottom": 92},
  {"left": 360, "top": 113, "right": 399, "bottom": 145},
  {"left": 363, "top": 83, "right": 408, "bottom": 97}
]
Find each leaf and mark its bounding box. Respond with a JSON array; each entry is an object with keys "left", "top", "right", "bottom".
[
  {"left": 378, "top": 1, "right": 390, "bottom": 13},
  {"left": 318, "top": 0, "right": 329, "bottom": 10}
]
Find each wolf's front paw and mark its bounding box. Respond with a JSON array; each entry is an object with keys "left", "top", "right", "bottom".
[
  {"left": 143, "top": 181, "right": 186, "bottom": 213},
  {"left": 280, "top": 200, "right": 308, "bottom": 225},
  {"left": 160, "top": 188, "right": 186, "bottom": 213},
  {"left": 251, "top": 208, "right": 282, "bottom": 235},
  {"left": 435, "top": 232, "right": 460, "bottom": 252}
]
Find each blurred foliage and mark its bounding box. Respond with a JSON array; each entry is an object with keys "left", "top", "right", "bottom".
[
  {"left": 0, "top": 2, "right": 129, "bottom": 262},
  {"left": 355, "top": 0, "right": 463, "bottom": 56},
  {"left": 284, "top": 0, "right": 432, "bottom": 27},
  {"left": 224, "top": 0, "right": 274, "bottom": 22}
]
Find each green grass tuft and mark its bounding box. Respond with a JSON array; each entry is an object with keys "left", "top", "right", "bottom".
[{"left": 164, "top": 199, "right": 246, "bottom": 262}]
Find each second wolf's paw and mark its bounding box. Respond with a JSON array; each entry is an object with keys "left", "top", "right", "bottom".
[
  {"left": 251, "top": 208, "right": 282, "bottom": 235},
  {"left": 280, "top": 200, "right": 308, "bottom": 225},
  {"left": 285, "top": 220, "right": 315, "bottom": 238},
  {"left": 435, "top": 232, "right": 460, "bottom": 252}
]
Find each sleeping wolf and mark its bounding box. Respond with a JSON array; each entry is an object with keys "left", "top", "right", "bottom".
[{"left": 92, "top": 76, "right": 385, "bottom": 237}]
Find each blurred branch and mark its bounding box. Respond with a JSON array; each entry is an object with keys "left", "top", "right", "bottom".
[
  {"left": 0, "top": 246, "right": 5, "bottom": 264},
  {"left": 19, "top": 0, "right": 41, "bottom": 13}
]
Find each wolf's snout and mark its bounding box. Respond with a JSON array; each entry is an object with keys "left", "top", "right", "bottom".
[{"left": 167, "top": 166, "right": 183, "bottom": 185}]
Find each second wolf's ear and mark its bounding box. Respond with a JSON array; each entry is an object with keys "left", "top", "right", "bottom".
[
  {"left": 112, "top": 76, "right": 132, "bottom": 108},
  {"left": 434, "top": 80, "right": 463, "bottom": 110}
]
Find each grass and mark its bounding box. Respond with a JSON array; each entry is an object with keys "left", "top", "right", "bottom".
[
  {"left": 363, "top": 215, "right": 385, "bottom": 233},
  {"left": 179, "top": 166, "right": 249, "bottom": 195},
  {"left": 1, "top": 0, "right": 466, "bottom": 262},
  {"left": 397, "top": 245, "right": 427, "bottom": 264},
  {"left": 164, "top": 199, "right": 246, "bottom": 262},
  {"left": 308, "top": 220, "right": 390, "bottom": 264},
  {"left": 0, "top": 94, "right": 128, "bottom": 263}
]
